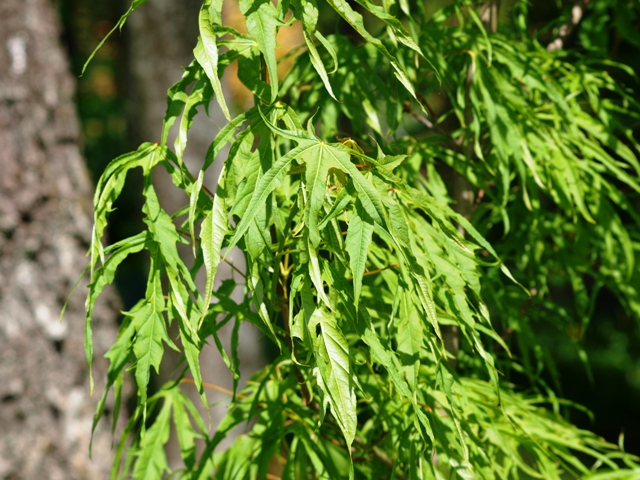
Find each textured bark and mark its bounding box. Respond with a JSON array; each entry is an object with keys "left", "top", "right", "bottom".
[{"left": 0, "top": 0, "right": 120, "bottom": 478}]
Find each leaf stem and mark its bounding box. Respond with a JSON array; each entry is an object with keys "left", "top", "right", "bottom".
[{"left": 180, "top": 378, "right": 246, "bottom": 398}]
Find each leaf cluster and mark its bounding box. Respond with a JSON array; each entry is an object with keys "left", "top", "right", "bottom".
[{"left": 83, "top": 0, "right": 640, "bottom": 478}]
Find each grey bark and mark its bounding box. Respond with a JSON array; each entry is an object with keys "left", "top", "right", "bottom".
[
  {"left": 125, "top": 0, "right": 265, "bottom": 466},
  {"left": 0, "top": 0, "right": 121, "bottom": 479}
]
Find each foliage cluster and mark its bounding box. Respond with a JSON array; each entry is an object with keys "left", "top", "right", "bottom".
[{"left": 83, "top": 0, "right": 640, "bottom": 478}]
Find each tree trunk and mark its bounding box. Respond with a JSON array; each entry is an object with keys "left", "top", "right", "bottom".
[{"left": 0, "top": 0, "right": 120, "bottom": 478}]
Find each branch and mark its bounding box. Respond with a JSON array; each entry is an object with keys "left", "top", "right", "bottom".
[
  {"left": 547, "top": 0, "right": 588, "bottom": 52},
  {"left": 479, "top": 0, "right": 501, "bottom": 34}
]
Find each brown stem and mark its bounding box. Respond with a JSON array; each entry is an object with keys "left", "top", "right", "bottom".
[
  {"left": 175, "top": 228, "right": 247, "bottom": 279},
  {"left": 403, "top": 99, "right": 465, "bottom": 156},
  {"left": 221, "top": 257, "right": 247, "bottom": 279},
  {"left": 310, "top": 264, "right": 400, "bottom": 291},
  {"left": 347, "top": 264, "right": 399, "bottom": 281},
  {"left": 180, "top": 377, "right": 246, "bottom": 399}
]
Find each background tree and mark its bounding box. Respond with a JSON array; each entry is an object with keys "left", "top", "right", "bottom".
[
  {"left": 83, "top": 0, "right": 640, "bottom": 478},
  {"left": 0, "top": 0, "right": 121, "bottom": 478}
]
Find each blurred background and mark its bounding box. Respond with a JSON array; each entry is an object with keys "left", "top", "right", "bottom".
[{"left": 2, "top": 0, "right": 636, "bottom": 476}]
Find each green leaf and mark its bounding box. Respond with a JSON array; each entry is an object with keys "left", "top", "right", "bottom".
[
  {"left": 171, "top": 390, "right": 205, "bottom": 469},
  {"left": 303, "top": 29, "right": 338, "bottom": 101},
  {"left": 324, "top": 0, "right": 432, "bottom": 104},
  {"left": 132, "top": 394, "right": 172, "bottom": 479},
  {"left": 82, "top": 1, "right": 640, "bottom": 476},
  {"left": 161, "top": 61, "right": 200, "bottom": 147},
  {"left": 344, "top": 204, "right": 374, "bottom": 309},
  {"left": 248, "top": 261, "right": 281, "bottom": 348},
  {"left": 91, "top": 316, "right": 136, "bottom": 453},
  {"left": 396, "top": 294, "right": 423, "bottom": 389},
  {"left": 309, "top": 308, "right": 357, "bottom": 448},
  {"left": 302, "top": 141, "right": 337, "bottom": 247},
  {"left": 318, "top": 186, "right": 351, "bottom": 230},
  {"left": 328, "top": 147, "right": 386, "bottom": 225},
  {"left": 131, "top": 246, "right": 176, "bottom": 405},
  {"left": 200, "top": 165, "right": 229, "bottom": 324},
  {"left": 130, "top": 302, "right": 168, "bottom": 407},
  {"left": 238, "top": 0, "right": 281, "bottom": 103},
  {"left": 173, "top": 75, "right": 212, "bottom": 165},
  {"left": 189, "top": 170, "right": 205, "bottom": 257},
  {"left": 307, "top": 238, "right": 331, "bottom": 308},
  {"left": 91, "top": 143, "right": 157, "bottom": 270},
  {"left": 195, "top": 1, "right": 231, "bottom": 121},
  {"left": 227, "top": 141, "right": 318, "bottom": 252},
  {"left": 85, "top": 232, "right": 151, "bottom": 394}
]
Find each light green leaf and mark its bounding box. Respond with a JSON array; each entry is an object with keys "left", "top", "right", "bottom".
[
  {"left": 318, "top": 186, "right": 351, "bottom": 230},
  {"left": 307, "top": 238, "right": 331, "bottom": 308},
  {"left": 315, "top": 31, "right": 338, "bottom": 74},
  {"left": 142, "top": 181, "right": 191, "bottom": 281},
  {"left": 327, "top": 146, "right": 385, "bottom": 225},
  {"left": 309, "top": 308, "right": 357, "bottom": 447},
  {"left": 131, "top": 246, "right": 176, "bottom": 405},
  {"left": 303, "top": 29, "right": 337, "bottom": 101},
  {"left": 248, "top": 261, "right": 281, "bottom": 348},
  {"left": 200, "top": 165, "right": 229, "bottom": 324},
  {"left": 161, "top": 62, "right": 200, "bottom": 147},
  {"left": 92, "top": 143, "right": 157, "bottom": 270},
  {"left": 344, "top": 204, "right": 374, "bottom": 309},
  {"left": 396, "top": 294, "right": 423, "bottom": 389},
  {"left": 171, "top": 390, "right": 204, "bottom": 469},
  {"left": 189, "top": 170, "right": 205, "bottom": 257},
  {"left": 180, "top": 319, "right": 208, "bottom": 408},
  {"left": 132, "top": 395, "right": 171, "bottom": 480},
  {"left": 354, "top": 0, "right": 423, "bottom": 55},
  {"left": 302, "top": 141, "right": 335, "bottom": 247},
  {"left": 195, "top": 1, "right": 231, "bottom": 121},
  {"left": 173, "top": 75, "right": 211, "bottom": 165},
  {"left": 361, "top": 327, "right": 433, "bottom": 441},
  {"left": 238, "top": 0, "right": 280, "bottom": 103},
  {"left": 227, "top": 141, "right": 318, "bottom": 252},
  {"left": 324, "top": 0, "right": 432, "bottom": 104},
  {"left": 85, "top": 232, "right": 151, "bottom": 394},
  {"left": 91, "top": 316, "right": 136, "bottom": 451},
  {"left": 131, "top": 303, "right": 168, "bottom": 406}
]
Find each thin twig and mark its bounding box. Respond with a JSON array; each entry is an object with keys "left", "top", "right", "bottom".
[
  {"left": 180, "top": 377, "right": 246, "bottom": 399},
  {"left": 346, "top": 264, "right": 400, "bottom": 281},
  {"left": 222, "top": 256, "right": 247, "bottom": 279},
  {"left": 176, "top": 228, "right": 247, "bottom": 279},
  {"left": 403, "top": 97, "right": 466, "bottom": 156},
  {"left": 163, "top": 152, "right": 216, "bottom": 198},
  {"left": 309, "top": 264, "right": 400, "bottom": 291}
]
